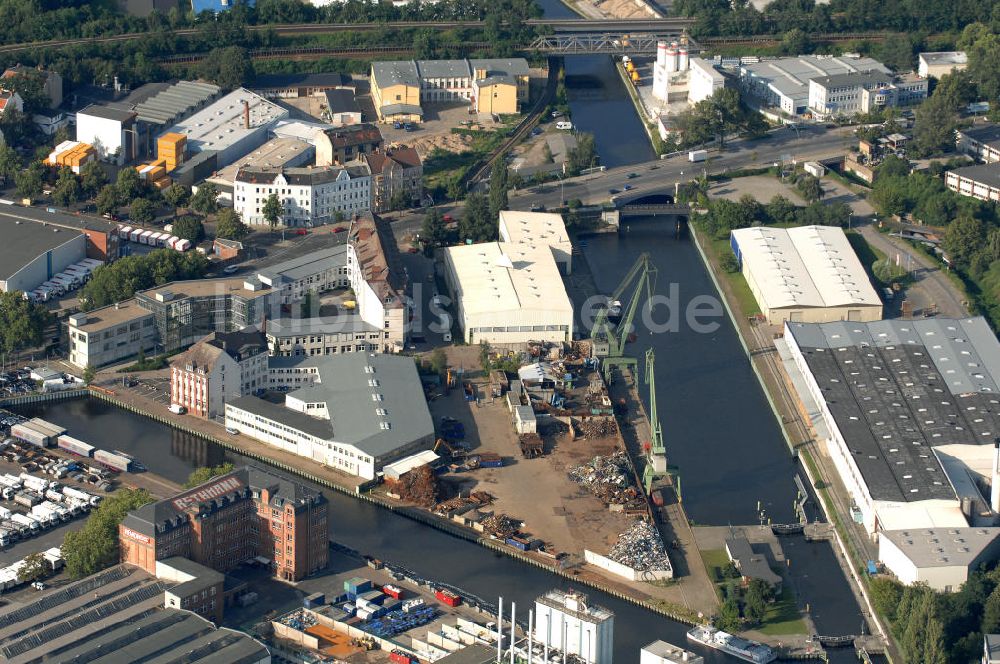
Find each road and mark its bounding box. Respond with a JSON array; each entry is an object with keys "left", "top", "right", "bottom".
[{"left": 509, "top": 124, "right": 857, "bottom": 210}]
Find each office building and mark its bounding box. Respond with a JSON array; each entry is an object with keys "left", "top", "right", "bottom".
[
  {"left": 782, "top": 317, "right": 1000, "bottom": 536},
  {"left": 534, "top": 590, "right": 614, "bottom": 664},
  {"left": 314, "top": 123, "right": 384, "bottom": 165},
  {"left": 498, "top": 210, "right": 572, "bottom": 275},
  {"left": 738, "top": 55, "right": 891, "bottom": 116},
  {"left": 170, "top": 328, "right": 269, "bottom": 419},
  {"left": 641, "top": 641, "right": 704, "bottom": 664},
  {"left": 0, "top": 219, "right": 85, "bottom": 294},
  {"left": 808, "top": 71, "right": 901, "bottom": 119},
  {"left": 958, "top": 124, "right": 1000, "bottom": 164},
  {"left": 76, "top": 104, "right": 137, "bottom": 165},
  {"left": 0, "top": 563, "right": 270, "bottom": 664},
  {"left": 878, "top": 526, "right": 1000, "bottom": 592},
  {"left": 225, "top": 353, "right": 435, "bottom": 480},
  {"left": 730, "top": 225, "right": 882, "bottom": 325},
  {"left": 918, "top": 51, "right": 968, "bottom": 79},
  {"left": 255, "top": 245, "right": 351, "bottom": 304},
  {"left": 252, "top": 72, "right": 353, "bottom": 99},
  {"left": 68, "top": 302, "right": 158, "bottom": 370},
  {"left": 370, "top": 58, "right": 530, "bottom": 122},
  {"left": 946, "top": 163, "right": 1000, "bottom": 202},
  {"left": 121, "top": 466, "right": 327, "bottom": 582},
  {"left": 443, "top": 241, "right": 574, "bottom": 345},
  {"left": 162, "top": 88, "right": 288, "bottom": 167},
  {"left": 233, "top": 162, "right": 372, "bottom": 227},
  {"left": 249, "top": 466, "right": 329, "bottom": 581},
  {"left": 324, "top": 88, "right": 363, "bottom": 126},
  {"left": 266, "top": 317, "right": 384, "bottom": 358}
]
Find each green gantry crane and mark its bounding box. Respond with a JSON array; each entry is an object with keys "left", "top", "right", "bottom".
[
  {"left": 590, "top": 252, "right": 656, "bottom": 381},
  {"left": 642, "top": 347, "right": 667, "bottom": 492}
]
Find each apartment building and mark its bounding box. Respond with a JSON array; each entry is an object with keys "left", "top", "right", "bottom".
[
  {"left": 249, "top": 467, "right": 329, "bottom": 582},
  {"left": 233, "top": 162, "right": 372, "bottom": 227},
  {"left": 170, "top": 329, "right": 269, "bottom": 419},
  {"left": 348, "top": 214, "right": 408, "bottom": 353},
  {"left": 363, "top": 145, "right": 423, "bottom": 212}
]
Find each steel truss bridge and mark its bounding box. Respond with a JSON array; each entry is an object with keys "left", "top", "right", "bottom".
[{"left": 530, "top": 31, "right": 692, "bottom": 55}]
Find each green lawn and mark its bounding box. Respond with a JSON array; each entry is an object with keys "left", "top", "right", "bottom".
[
  {"left": 758, "top": 584, "right": 809, "bottom": 636},
  {"left": 707, "top": 236, "right": 761, "bottom": 317},
  {"left": 700, "top": 548, "right": 731, "bottom": 585}
]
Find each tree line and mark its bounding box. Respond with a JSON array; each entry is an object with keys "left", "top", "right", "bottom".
[{"left": 79, "top": 249, "right": 210, "bottom": 311}]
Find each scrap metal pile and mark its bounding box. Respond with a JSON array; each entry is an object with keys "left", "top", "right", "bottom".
[
  {"left": 433, "top": 491, "right": 494, "bottom": 517},
  {"left": 576, "top": 417, "right": 617, "bottom": 438},
  {"left": 569, "top": 450, "right": 639, "bottom": 505},
  {"left": 480, "top": 513, "right": 520, "bottom": 539},
  {"left": 395, "top": 466, "right": 441, "bottom": 507},
  {"left": 608, "top": 521, "right": 672, "bottom": 572}
]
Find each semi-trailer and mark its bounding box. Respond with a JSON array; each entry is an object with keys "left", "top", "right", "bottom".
[
  {"left": 57, "top": 434, "right": 95, "bottom": 457},
  {"left": 11, "top": 513, "right": 39, "bottom": 532}
]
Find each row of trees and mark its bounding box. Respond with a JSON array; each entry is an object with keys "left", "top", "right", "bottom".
[
  {"left": 0, "top": 291, "right": 52, "bottom": 355},
  {"left": 80, "top": 249, "right": 210, "bottom": 311},
  {"left": 695, "top": 187, "right": 853, "bottom": 243},
  {"left": 716, "top": 577, "right": 775, "bottom": 632},
  {"left": 671, "top": 89, "right": 768, "bottom": 150},
  {"left": 62, "top": 488, "right": 153, "bottom": 579}
]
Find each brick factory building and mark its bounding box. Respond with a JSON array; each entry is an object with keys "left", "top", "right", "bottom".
[{"left": 120, "top": 467, "right": 328, "bottom": 582}]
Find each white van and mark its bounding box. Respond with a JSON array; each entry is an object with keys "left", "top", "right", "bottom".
[
  {"left": 168, "top": 404, "right": 186, "bottom": 415},
  {"left": 556, "top": 121, "right": 573, "bottom": 131}
]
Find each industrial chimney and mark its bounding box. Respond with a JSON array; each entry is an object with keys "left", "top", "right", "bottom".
[
  {"left": 243, "top": 100, "right": 250, "bottom": 129},
  {"left": 991, "top": 440, "right": 1000, "bottom": 514}
]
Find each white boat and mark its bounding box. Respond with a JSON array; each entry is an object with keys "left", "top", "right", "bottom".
[{"left": 687, "top": 625, "right": 776, "bottom": 664}]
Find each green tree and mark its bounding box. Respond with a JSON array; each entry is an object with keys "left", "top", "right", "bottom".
[
  {"left": 183, "top": 463, "right": 235, "bottom": 489},
  {"left": 765, "top": 194, "right": 797, "bottom": 225},
  {"left": 716, "top": 595, "right": 742, "bottom": 632},
  {"left": 80, "top": 250, "right": 211, "bottom": 310},
  {"left": 115, "top": 166, "right": 143, "bottom": 203},
  {"left": 720, "top": 252, "right": 740, "bottom": 273},
  {"left": 489, "top": 158, "right": 509, "bottom": 216},
  {"left": 14, "top": 161, "right": 43, "bottom": 200},
  {"left": 82, "top": 365, "right": 95, "bottom": 385},
  {"left": 0, "top": 290, "right": 51, "bottom": 354},
  {"left": 944, "top": 215, "right": 987, "bottom": 269},
  {"left": 79, "top": 160, "right": 106, "bottom": 198},
  {"left": 421, "top": 208, "right": 448, "bottom": 249},
  {"left": 163, "top": 183, "right": 190, "bottom": 210},
  {"left": 301, "top": 289, "right": 316, "bottom": 318},
  {"left": 388, "top": 190, "right": 410, "bottom": 212},
  {"left": 190, "top": 183, "right": 219, "bottom": 215},
  {"left": 17, "top": 552, "right": 48, "bottom": 583},
  {"left": 794, "top": 173, "right": 823, "bottom": 202},
  {"left": 95, "top": 185, "right": 119, "bottom": 217},
  {"left": 566, "top": 132, "right": 597, "bottom": 176},
  {"left": 0, "top": 141, "right": 21, "bottom": 184},
  {"left": 262, "top": 193, "right": 282, "bottom": 231},
  {"left": 983, "top": 586, "right": 1000, "bottom": 634},
  {"left": 459, "top": 192, "right": 494, "bottom": 243},
  {"left": 198, "top": 46, "right": 255, "bottom": 90},
  {"left": 868, "top": 577, "right": 903, "bottom": 624},
  {"left": 911, "top": 94, "right": 958, "bottom": 157},
  {"left": 779, "top": 28, "right": 812, "bottom": 56},
  {"left": 130, "top": 197, "right": 156, "bottom": 224},
  {"left": 429, "top": 347, "right": 448, "bottom": 376},
  {"left": 62, "top": 488, "right": 154, "bottom": 578},
  {"left": 172, "top": 215, "right": 204, "bottom": 243},
  {"left": 52, "top": 166, "right": 81, "bottom": 207},
  {"left": 215, "top": 208, "right": 250, "bottom": 241}
]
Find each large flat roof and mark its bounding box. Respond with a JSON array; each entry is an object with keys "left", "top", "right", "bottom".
[
  {"left": 961, "top": 123, "right": 1000, "bottom": 147},
  {"left": 786, "top": 318, "right": 1000, "bottom": 503},
  {"left": 732, "top": 225, "right": 881, "bottom": 310},
  {"left": 443, "top": 241, "right": 572, "bottom": 316},
  {"left": 881, "top": 526, "right": 1000, "bottom": 568},
  {"left": 919, "top": 51, "right": 968, "bottom": 66},
  {"left": 741, "top": 55, "right": 890, "bottom": 102},
  {"left": 0, "top": 213, "right": 84, "bottom": 282},
  {"left": 230, "top": 352, "right": 434, "bottom": 458},
  {"left": 498, "top": 210, "right": 570, "bottom": 247},
  {"left": 137, "top": 276, "right": 275, "bottom": 302},
  {"left": 161, "top": 88, "right": 288, "bottom": 154},
  {"left": 71, "top": 298, "right": 151, "bottom": 333},
  {"left": 949, "top": 163, "right": 1000, "bottom": 188},
  {"left": 211, "top": 136, "right": 314, "bottom": 183},
  {"left": 256, "top": 245, "right": 348, "bottom": 284}
]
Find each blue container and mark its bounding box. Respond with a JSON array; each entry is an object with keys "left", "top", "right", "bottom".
[
  {"left": 360, "top": 590, "right": 386, "bottom": 605},
  {"left": 505, "top": 537, "right": 529, "bottom": 551}
]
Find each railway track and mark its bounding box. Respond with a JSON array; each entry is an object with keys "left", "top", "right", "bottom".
[{"left": 158, "top": 43, "right": 491, "bottom": 64}]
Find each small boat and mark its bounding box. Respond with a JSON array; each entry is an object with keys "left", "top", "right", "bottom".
[{"left": 687, "top": 625, "right": 776, "bottom": 664}]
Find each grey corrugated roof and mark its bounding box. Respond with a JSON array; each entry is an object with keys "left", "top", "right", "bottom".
[
  {"left": 230, "top": 353, "right": 434, "bottom": 459},
  {"left": 267, "top": 316, "right": 379, "bottom": 337},
  {"left": 950, "top": 162, "right": 1000, "bottom": 188},
  {"left": 255, "top": 245, "right": 348, "bottom": 283},
  {"left": 469, "top": 58, "right": 530, "bottom": 77},
  {"left": 78, "top": 103, "right": 135, "bottom": 123},
  {"left": 380, "top": 103, "right": 423, "bottom": 117},
  {"left": 372, "top": 61, "right": 419, "bottom": 88},
  {"left": 0, "top": 218, "right": 84, "bottom": 282}
]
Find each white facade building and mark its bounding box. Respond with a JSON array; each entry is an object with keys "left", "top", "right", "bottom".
[
  {"left": 224, "top": 352, "right": 435, "bottom": 480},
  {"left": 497, "top": 210, "right": 572, "bottom": 274},
  {"left": 878, "top": 527, "right": 1000, "bottom": 592},
  {"left": 534, "top": 590, "right": 614, "bottom": 664},
  {"left": 688, "top": 57, "right": 725, "bottom": 104},
  {"left": 641, "top": 641, "right": 704, "bottom": 664},
  {"left": 442, "top": 241, "right": 573, "bottom": 345},
  {"left": 730, "top": 225, "right": 882, "bottom": 325},
  {"left": 918, "top": 51, "right": 967, "bottom": 79},
  {"left": 233, "top": 163, "right": 371, "bottom": 227},
  {"left": 946, "top": 164, "right": 1000, "bottom": 202},
  {"left": 169, "top": 329, "right": 269, "bottom": 419},
  {"left": 76, "top": 105, "right": 136, "bottom": 165}
]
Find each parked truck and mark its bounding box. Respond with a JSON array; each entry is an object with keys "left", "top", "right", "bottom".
[
  {"left": 63, "top": 486, "right": 100, "bottom": 505},
  {"left": 19, "top": 474, "right": 48, "bottom": 492},
  {"left": 11, "top": 513, "right": 39, "bottom": 533},
  {"left": 688, "top": 149, "right": 708, "bottom": 162}
]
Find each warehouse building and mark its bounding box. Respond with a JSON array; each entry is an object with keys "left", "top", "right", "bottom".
[
  {"left": 730, "top": 225, "right": 882, "bottom": 325},
  {"left": 76, "top": 104, "right": 137, "bottom": 165},
  {"left": 121, "top": 466, "right": 328, "bottom": 582},
  {"left": 442, "top": 241, "right": 574, "bottom": 345},
  {"left": 0, "top": 205, "right": 121, "bottom": 263},
  {"left": 782, "top": 318, "right": 1000, "bottom": 537},
  {"left": 498, "top": 210, "right": 572, "bottom": 275},
  {"left": 324, "top": 88, "right": 363, "bottom": 126},
  {"left": 0, "top": 217, "right": 86, "bottom": 294},
  {"left": 878, "top": 526, "right": 1000, "bottom": 592},
  {"left": 738, "top": 55, "right": 891, "bottom": 116},
  {"left": 0, "top": 564, "right": 270, "bottom": 664},
  {"left": 225, "top": 353, "right": 435, "bottom": 480},
  {"left": 161, "top": 88, "right": 288, "bottom": 167},
  {"left": 252, "top": 72, "right": 353, "bottom": 99},
  {"left": 946, "top": 163, "right": 1000, "bottom": 202}
]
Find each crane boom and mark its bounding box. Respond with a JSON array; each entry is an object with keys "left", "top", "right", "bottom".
[{"left": 590, "top": 253, "right": 656, "bottom": 377}]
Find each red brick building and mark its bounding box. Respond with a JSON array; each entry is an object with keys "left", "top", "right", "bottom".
[{"left": 120, "top": 466, "right": 328, "bottom": 583}]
